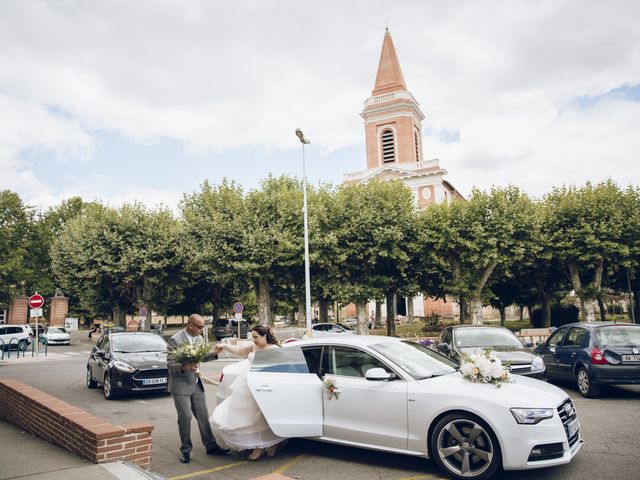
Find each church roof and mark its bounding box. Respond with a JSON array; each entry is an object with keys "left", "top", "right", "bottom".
[{"left": 372, "top": 29, "right": 407, "bottom": 96}]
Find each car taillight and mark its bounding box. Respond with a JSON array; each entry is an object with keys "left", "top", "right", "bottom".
[
  {"left": 219, "top": 373, "right": 224, "bottom": 383},
  {"left": 591, "top": 347, "right": 608, "bottom": 364}
]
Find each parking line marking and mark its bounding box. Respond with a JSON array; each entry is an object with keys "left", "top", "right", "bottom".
[
  {"left": 168, "top": 460, "right": 245, "bottom": 480},
  {"left": 272, "top": 454, "right": 305, "bottom": 474}
]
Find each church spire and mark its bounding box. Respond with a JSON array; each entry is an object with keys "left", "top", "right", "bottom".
[{"left": 372, "top": 29, "right": 407, "bottom": 96}]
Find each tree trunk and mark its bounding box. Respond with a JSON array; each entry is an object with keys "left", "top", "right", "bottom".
[
  {"left": 386, "top": 292, "right": 396, "bottom": 337},
  {"left": 407, "top": 296, "right": 414, "bottom": 323},
  {"left": 519, "top": 305, "right": 524, "bottom": 321},
  {"left": 211, "top": 287, "right": 222, "bottom": 321},
  {"left": 256, "top": 276, "right": 271, "bottom": 325},
  {"left": 469, "top": 296, "right": 483, "bottom": 325},
  {"left": 633, "top": 287, "right": 640, "bottom": 324},
  {"left": 112, "top": 305, "right": 126, "bottom": 326},
  {"left": 597, "top": 297, "right": 607, "bottom": 322},
  {"left": 568, "top": 263, "right": 589, "bottom": 321},
  {"left": 297, "top": 300, "right": 305, "bottom": 325},
  {"left": 375, "top": 302, "right": 382, "bottom": 328},
  {"left": 459, "top": 298, "right": 466, "bottom": 324},
  {"left": 319, "top": 298, "right": 329, "bottom": 323},
  {"left": 356, "top": 301, "right": 368, "bottom": 335},
  {"left": 541, "top": 295, "right": 552, "bottom": 328},
  {"left": 499, "top": 307, "right": 506, "bottom": 326}
]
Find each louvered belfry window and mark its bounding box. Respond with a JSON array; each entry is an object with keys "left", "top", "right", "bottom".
[
  {"left": 381, "top": 129, "right": 395, "bottom": 163},
  {"left": 414, "top": 130, "right": 420, "bottom": 162}
]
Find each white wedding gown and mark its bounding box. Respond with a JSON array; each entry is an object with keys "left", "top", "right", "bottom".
[{"left": 210, "top": 352, "right": 283, "bottom": 450}]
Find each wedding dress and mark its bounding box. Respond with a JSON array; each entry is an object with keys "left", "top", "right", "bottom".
[{"left": 210, "top": 351, "right": 283, "bottom": 450}]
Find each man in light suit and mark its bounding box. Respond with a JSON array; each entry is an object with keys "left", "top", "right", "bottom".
[{"left": 167, "top": 314, "right": 227, "bottom": 463}]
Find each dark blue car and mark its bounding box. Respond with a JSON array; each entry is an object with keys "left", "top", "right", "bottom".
[{"left": 534, "top": 322, "right": 640, "bottom": 397}]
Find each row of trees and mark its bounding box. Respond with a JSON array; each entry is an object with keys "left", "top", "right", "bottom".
[{"left": 1, "top": 178, "right": 638, "bottom": 332}]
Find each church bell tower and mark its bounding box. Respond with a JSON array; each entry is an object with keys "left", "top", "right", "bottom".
[{"left": 344, "top": 29, "right": 462, "bottom": 208}]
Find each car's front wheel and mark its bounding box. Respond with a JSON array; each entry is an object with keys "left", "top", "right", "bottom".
[
  {"left": 86, "top": 367, "right": 97, "bottom": 388},
  {"left": 103, "top": 373, "right": 118, "bottom": 400},
  {"left": 430, "top": 413, "right": 501, "bottom": 480},
  {"left": 576, "top": 367, "right": 600, "bottom": 398}
]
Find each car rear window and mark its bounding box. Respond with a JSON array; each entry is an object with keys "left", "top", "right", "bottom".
[
  {"left": 596, "top": 326, "right": 640, "bottom": 347},
  {"left": 215, "top": 319, "right": 230, "bottom": 327},
  {"left": 251, "top": 346, "right": 310, "bottom": 374}
]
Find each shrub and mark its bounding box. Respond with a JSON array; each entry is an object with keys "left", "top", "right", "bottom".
[{"left": 421, "top": 313, "right": 441, "bottom": 334}]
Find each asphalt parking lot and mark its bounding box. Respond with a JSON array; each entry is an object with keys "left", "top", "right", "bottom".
[{"left": 1, "top": 331, "right": 639, "bottom": 480}]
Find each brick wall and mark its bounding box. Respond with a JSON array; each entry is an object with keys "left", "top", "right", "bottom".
[{"left": 0, "top": 379, "right": 153, "bottom": 469}]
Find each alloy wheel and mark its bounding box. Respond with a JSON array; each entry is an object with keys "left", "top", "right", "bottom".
[{"left": 435, "top": 418, "right": 496, "bottom": 479}]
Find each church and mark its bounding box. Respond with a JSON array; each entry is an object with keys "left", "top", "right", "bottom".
[{"left": 343, "top": 29, "right": 464, "bottom": 321}]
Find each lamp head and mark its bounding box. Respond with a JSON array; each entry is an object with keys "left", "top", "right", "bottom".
[{"left": 295, "top": 128, "right": 310, "bottom": 144}]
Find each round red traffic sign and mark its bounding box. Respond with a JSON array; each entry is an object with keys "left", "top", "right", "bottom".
[{"left": 28, "top": 294, "right": 45, "bottom": 309}]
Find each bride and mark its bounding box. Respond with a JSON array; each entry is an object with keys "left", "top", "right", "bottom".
[{"left": 210, "top": 324, "right": 286, "bottom": 460}]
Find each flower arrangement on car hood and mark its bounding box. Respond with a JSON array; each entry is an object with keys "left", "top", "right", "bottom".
[
  {"left": 167, "top": 343, "right": 212, "bottom": 364},
  {"left": 459, "top": 348, "right": 512, "bottom": 387}
]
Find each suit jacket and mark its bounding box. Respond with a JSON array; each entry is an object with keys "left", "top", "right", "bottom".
[{"left": 167, "top": 330, "right": 216, "bottom": 395}]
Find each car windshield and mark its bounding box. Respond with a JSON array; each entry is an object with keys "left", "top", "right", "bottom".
[
  {"left": 48, "top": 328, "right": 67, "bottom": 333},
  {"left": 214, "top": 320, "right": 229, "bottom": 328},
  {"left": 371, "top": 340, "right": 458, "bottom": 380},
  {"left": 455, "top": 328, "right": 523, "bottom": 348},
  {"left": 597, "top": 326, "right": 640, "bottom": 347},
  {"left": 111, "top": 334, "right": 167, "bottom": 353}
]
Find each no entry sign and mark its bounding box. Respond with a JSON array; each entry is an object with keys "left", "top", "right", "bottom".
[{"left": 28, "top": 294, "right": 45, "bottom": 309}]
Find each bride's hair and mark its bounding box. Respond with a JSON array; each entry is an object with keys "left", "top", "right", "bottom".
[{"left": 252, "top": 324, "right": 279, "bottom": 345}]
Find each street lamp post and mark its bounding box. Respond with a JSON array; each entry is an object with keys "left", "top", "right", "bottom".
[{"left": 295, "top": 128, "right": 313, "bottom": 338}]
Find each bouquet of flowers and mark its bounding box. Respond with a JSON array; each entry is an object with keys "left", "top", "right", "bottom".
[
  {"left": 323, "top": 378, "right": 341, "bottom": 400},
  {"left": 167, "top": 342, "right": 212, "bottom": 365},
  {"left": 459, "top": 349, "right": 511, "bottom": 388}
]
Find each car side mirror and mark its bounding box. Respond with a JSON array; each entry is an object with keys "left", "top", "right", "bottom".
[
  {"left": 524, "top": 341, "right": 534, "bottom": 348},
  {"left": 365, "top": 368, "right": 395, "bottom": 381},
  {"left": 437, "top": 343, "right": 450, "bottom": 354},
  {"left": 535, "top": 340, "right": 544, "bottom": 347}
]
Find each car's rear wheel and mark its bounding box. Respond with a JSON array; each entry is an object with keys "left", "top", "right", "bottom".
[
  {"left": 17, "top": 339, "right": 28, "bottom": 351},
  {"left": 86, "top": 367, "right": 97, "bottom": 388},
  {"left": 430, "top": 413, "right": 501, "bottom": 480},
  {"left": 576, "top": 367, "right": 600, "bottom": 398},
  {"left": 103, "top": 373, "right": 117, "bottom": 400}
]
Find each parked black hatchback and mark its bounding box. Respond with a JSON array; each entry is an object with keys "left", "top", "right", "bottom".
[
  {"left": 86, "top": 332, "right": 169, "bottom": 400},
  {"left": 437, "top": 325, "right": 547, "bottom": 378},
  {"left": 534, "top": 322, "right": 640, "bottom": 397}
]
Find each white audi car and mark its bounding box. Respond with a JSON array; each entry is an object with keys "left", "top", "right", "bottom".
[{"left": 217, "top": 336, "right": 582, "bottom": 480}]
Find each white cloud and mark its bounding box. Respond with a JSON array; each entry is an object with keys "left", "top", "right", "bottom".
[{"left": 0, "top": 0, "right": 639, "bottom": 208}]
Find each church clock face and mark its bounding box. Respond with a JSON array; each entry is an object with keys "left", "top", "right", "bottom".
[{"left": 419, "top": 185, "right": 434, "bottom": 206}]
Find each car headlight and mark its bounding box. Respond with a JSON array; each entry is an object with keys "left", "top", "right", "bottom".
[
  {"left": 113, "top": 361, "right": 136, "bottom": 373},
  {"left": 531, "top": 356, "right": 545, "bottom": 372},
  {"left": 510, "top": 408, "right": 554, "bottom": 424}
]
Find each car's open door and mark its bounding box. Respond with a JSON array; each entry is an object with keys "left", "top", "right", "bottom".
[{"left": 247, "top": 346, "right": 323, "bottom": 437}]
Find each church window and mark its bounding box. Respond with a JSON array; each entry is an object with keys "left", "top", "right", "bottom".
[
  {"left": 414, "top": 130, "right": 420, "bottom": 162},
  {"left": 381, "top": 129, "right": 395, "bottom": 163}
]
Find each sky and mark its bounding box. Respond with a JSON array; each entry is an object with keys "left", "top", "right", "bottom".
[{"left": 1, "top": 0, "right": 639, "bottom": 212}]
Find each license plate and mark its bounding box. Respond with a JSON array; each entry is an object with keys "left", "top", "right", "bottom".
[
  {"left": 622, "top": 354, "right": 640, "bottom": 362},
  {"left": 142, "top": 377, "right": 167, "bottom": 385},
  {"left": 566, "top": 417, "right": 580, "bottom": 438}
]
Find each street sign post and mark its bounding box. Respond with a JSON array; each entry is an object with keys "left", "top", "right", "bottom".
[{"left": 28, "top": 293, "right": 45, "bottom": 356}]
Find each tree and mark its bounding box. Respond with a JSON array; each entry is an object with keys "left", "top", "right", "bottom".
[
  {"left": 328, "top": 181, "right": 416, "bottom": 335},
  {"left": 544, "top": 181, "right": 628, "bottom": 321},
  {"left": 240, "top": 175, "right": 306, "bottom": 324},
  {"left": 180, "top": 179, "right": 246, "bottom": 320},
  {"left": 418, "top": 186, "right": 538, "bottom": 324}
]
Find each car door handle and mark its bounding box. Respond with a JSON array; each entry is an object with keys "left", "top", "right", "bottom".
[
  {"left": 571, "top": 352, "right": 576, "bottom": 357},
  {"left": 255, "top": 385, "right": 273, "bottom": 392}
]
